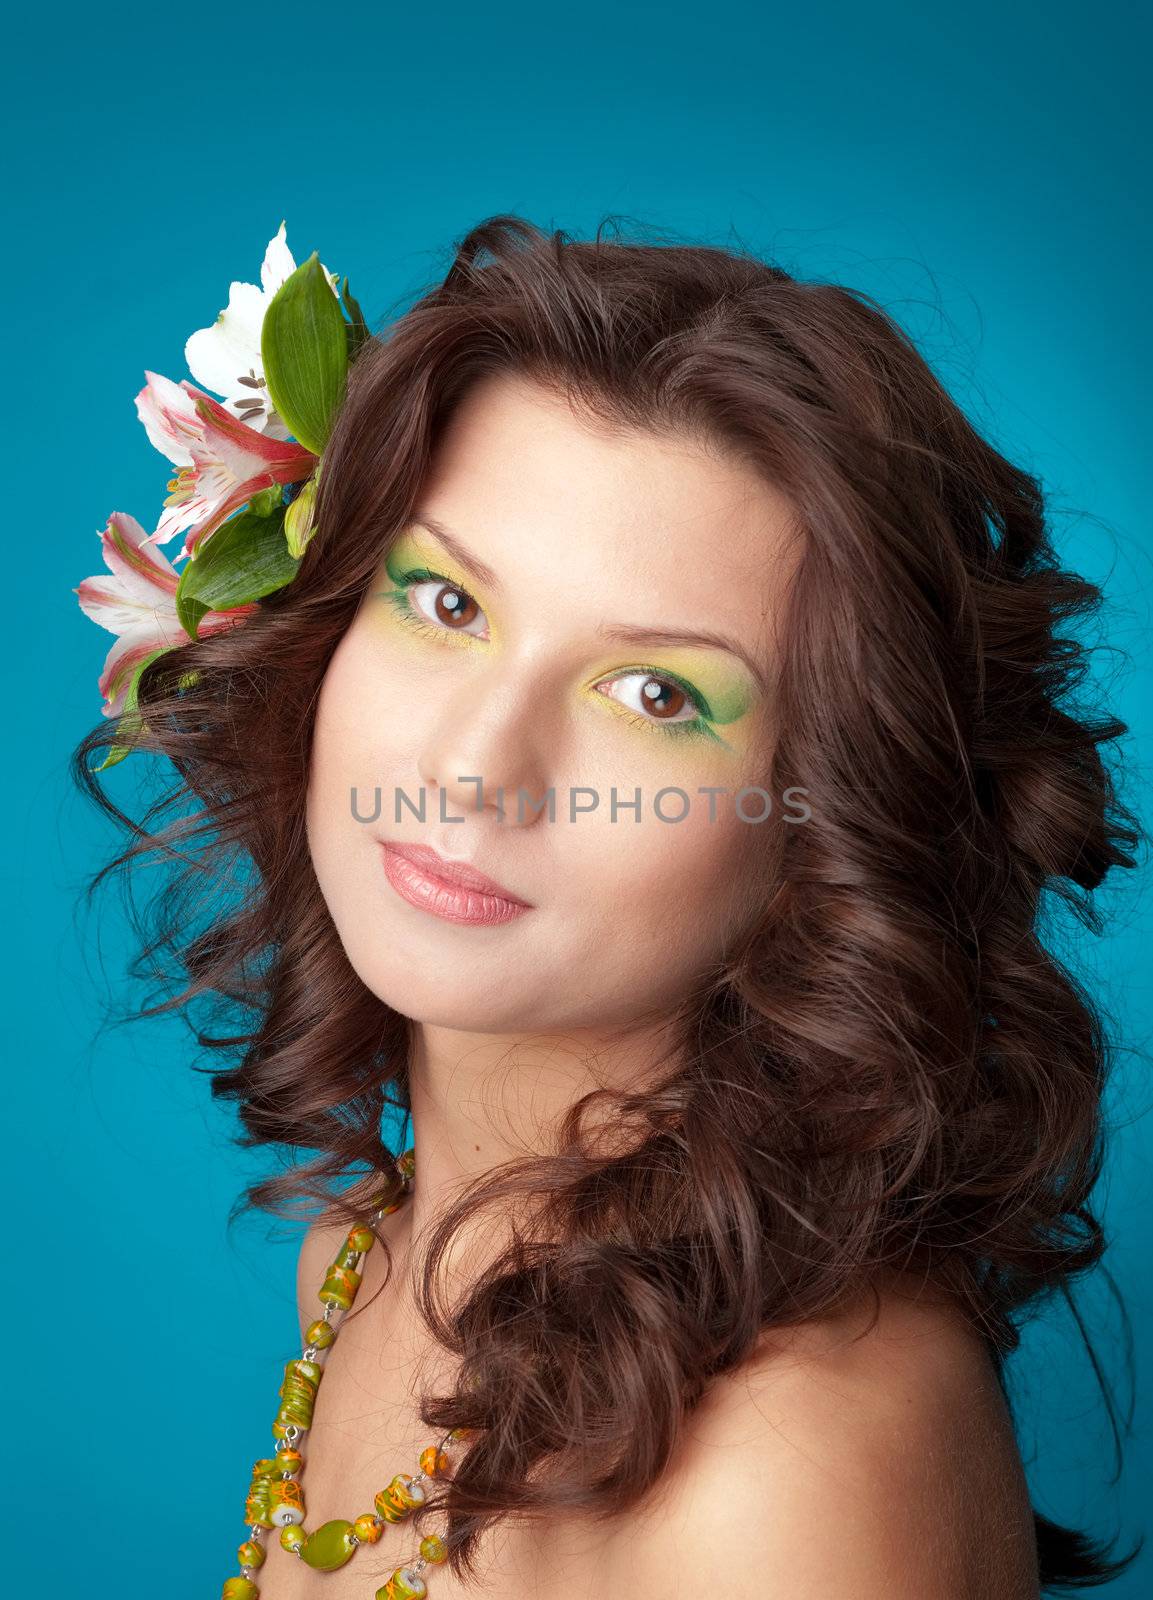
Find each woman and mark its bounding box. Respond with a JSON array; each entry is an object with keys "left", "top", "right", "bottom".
[{"left": 74, "top": 214, "right": 1142, "bottom": 1598}]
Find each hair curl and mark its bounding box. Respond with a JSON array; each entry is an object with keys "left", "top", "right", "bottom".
[{"left": 74, "top": 214, "right": 1144, "bottom": 1591}]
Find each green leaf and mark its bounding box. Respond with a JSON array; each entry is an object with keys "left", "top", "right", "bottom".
[
  {"left": 341, "top": 275, "right": 370, "bottom": 361},
  {"left": 261, "top": 252, "right": 348, "bottom": 454},
  {"left": 93, "top": 646, "right": 172, "bottom": 771},
  {"left": 179, "top": 595, "right": 212, "bottom": 640},
  {"left": 94, "top": 746, "right": 130, "bottom": 772},
  {"left": 247, "top": 484, "right": 283, "bottom": 517},
  {"left": 176, "top": 501, "right": 299, "bottom": 639}
]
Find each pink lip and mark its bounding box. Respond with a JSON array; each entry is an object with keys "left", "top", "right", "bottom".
[{"left": 379, "top": 842, "right": 533, "bottom": 927}]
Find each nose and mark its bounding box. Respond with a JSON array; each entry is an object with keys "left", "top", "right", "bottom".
[{"left": 415, "top": 658, "right": 554, "bottom": 828}]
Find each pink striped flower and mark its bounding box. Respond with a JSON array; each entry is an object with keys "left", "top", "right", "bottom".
[
  {"left": 74, "top": 510, "right": 256, "bottom": 718},
  {"left": 136, "top": 371, "right": 316, "bottom": 559}
]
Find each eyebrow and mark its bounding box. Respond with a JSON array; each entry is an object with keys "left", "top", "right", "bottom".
[{"left": 403, "top": 513, "right": 770, "bottom": 694}]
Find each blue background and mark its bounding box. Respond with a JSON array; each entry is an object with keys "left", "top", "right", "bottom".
[{"left": 5, "top": 1, "right": 1150, "bottom": 1590}]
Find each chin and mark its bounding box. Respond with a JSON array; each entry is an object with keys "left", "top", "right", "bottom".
[{"left": 365, "top": 979, "right": 549, "bottom": 1034}]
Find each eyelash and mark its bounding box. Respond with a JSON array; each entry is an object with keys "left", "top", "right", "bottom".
[{"left": 378, "top": 567, "right": 718, "bottom": 742}]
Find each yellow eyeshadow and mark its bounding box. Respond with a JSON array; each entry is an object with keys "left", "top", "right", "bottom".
[
  {"left": 373, "top": 537, "right": 760, "bottom": 744},
  {"left": 589, "top": 646, "right": 756, "bottom": 728},
  {"left": 380, "top": 532, "right": 477, "bottom": 599},
  {"left": 371, "top": 534, "right": 495, "bottom": 649}
]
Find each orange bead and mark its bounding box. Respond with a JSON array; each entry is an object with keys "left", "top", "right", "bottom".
[
  {"left": 419, "top": 1445, "right": 450, "bottom": 1477},
  {"left": 354, "top": 1514, "right": 383, "bottom": 1544}
]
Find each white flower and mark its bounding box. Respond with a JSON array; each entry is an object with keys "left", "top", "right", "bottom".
[{"left": 183, "top": 221, "right": 340, "bottom": 441}]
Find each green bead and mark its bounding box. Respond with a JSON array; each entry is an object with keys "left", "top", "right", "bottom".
[
  {"left": 280, "top": 1525, "right": 306, "bottom": 1555},
  {"left": 304, "top": 1318, "right": 335, "bottom": 1350},
  {"left": 237, "top": 1539, "right": 265, "bottom": 1569},
  {"left": 318, "top": 1263, "right": 361, "bottom": 1310},
  {"left": 348, "top": 1225, "right": 376, "bottom": 1253},
  {"left": 274, "top": 1357, "right": 321, "bottom": 1435},
  {"left": 419, "top": 1532, "right": 447, "bottom": 1563},
  {"left": 222, "top": 1580, "right": 259, "bottom": 1600},
  {"left": 300, "top": 1517, "right": 357, "bottom": 1571},
  {"left": 245, "top": 1459, "right": 278, "bottom": 1527}
]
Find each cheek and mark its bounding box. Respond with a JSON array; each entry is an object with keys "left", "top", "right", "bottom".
[
  {"left": 310, "top": 630, "right": 414, "bottom": 793},
  {"left": 306, "top": 637, "right": 394, "bottom": 872},
  {"left": 548, "top": 807, "right": 761, "bottom": 1023},
  {"left": 308, "top": 652, "right": 356, "bottom": 823},
  {"left": 570, "top": 801, "right": 760, "bottom": 960}
]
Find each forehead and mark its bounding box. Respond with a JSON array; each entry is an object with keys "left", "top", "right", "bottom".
[{"left": 416, "top": 372, "right": 801, "bottom": 638}]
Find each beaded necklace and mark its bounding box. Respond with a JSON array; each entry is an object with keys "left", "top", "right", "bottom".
[{"left": 221, "top": 1147, "right": 470, "bottom": 1600}]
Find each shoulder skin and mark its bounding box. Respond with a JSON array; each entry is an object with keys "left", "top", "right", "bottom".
[{"left": 607, "top": 1282, "right": 1041, "bottom": 1599}]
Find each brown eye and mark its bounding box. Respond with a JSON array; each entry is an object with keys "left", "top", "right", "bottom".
[
  {"left": 595, "top": 671, "right": 704, "bottom": 728},
  {"left": 639, "top": 677, "right": 688, "bottom": 719},
  {"left": 409, "top": 578, "right": 490, "bottom": 639},
  {"left": 432, "top": 585, "right": 478, "bottom": 628}
]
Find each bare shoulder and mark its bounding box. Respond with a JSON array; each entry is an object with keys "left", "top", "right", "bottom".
[{"left": 609, "top": 1276, "right": 1040, "bottom": 1599}]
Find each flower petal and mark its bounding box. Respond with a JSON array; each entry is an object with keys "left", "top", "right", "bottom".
[
  {"left": 95, "top": 625, "right": 183, "bottom": 717},
  {"left": 102, "top": 510, "right": 179, "bottom": 600},
  {"left": 141, "top": 382, "right": 315, "bottom": 552},
  {"left": 165, "top": 480, "right": 253, "bottom": 560},
  {"left": 184, "top": 280, "right": 267, "bottom": 398},
  {"left": 135, "top": 371, "right": 199, "bottom": 466},
  {"left": 220, "top": 396, "right": 290, "bottom": 440},
  {"left": 75, "top": 580, "right": 158, "bottom": 637},
  {"left": 75, "top": 511, "right": 183, "bottom": 634},
  {"left": 187, "top": 385, "right": 316, "bottom": 470},
  {"left": 260, "top": 220, "right": 297, "bottom": 297},
  {"left": 261, "top": 219, "right": 340, "bottom": 299}
]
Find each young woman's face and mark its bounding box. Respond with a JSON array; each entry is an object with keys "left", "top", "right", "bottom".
[{"left": 306, "top": 372, "right": 800, "bottom": 1033}]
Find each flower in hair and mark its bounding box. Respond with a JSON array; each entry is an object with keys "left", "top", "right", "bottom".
[
  {"left": 75, "top": 222, "right": 372, "bottom": 769},
  {"left": 136, "top": 371, "right": 317, "bottom": 560},
  {"left": 182, "top": 220, "right": 339, "bottom": 440},
  {"left": 75, "top": 511, "right": 257, "bottom": 719}
]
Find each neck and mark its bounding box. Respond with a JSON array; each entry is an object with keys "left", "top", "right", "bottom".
[{"left": 398, "top": 1017, "right": 680, "bottom": 1253}]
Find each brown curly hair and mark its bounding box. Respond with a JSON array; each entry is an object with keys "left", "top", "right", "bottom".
[{"left": 73, "top": 213, "right": 1143, "bottom": 1591}]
